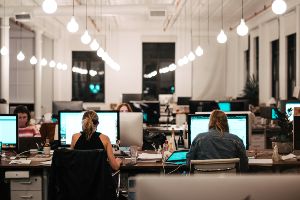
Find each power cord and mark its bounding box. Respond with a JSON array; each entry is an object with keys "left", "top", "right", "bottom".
[{"left": 167, "top": 165, "right": 182, "bottom": 175}]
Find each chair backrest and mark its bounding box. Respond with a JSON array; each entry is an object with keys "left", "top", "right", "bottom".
[
  {"left": 190, "top": 158, "right": 240, "bottom": 174},
  {"left": 48, "top": 149, "right": 116, "bottom": 200}
]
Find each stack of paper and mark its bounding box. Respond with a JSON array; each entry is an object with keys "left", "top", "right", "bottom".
[
  {"left": 138, "top": 153, "right": 162, "bottom": 161},
  {"left": 9, "top": 160, "right": 31, "bottom": 165},
  {"left": 281, "top": 153, "right": 296, "bottom": 161}
]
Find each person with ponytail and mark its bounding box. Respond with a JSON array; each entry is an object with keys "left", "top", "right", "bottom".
[
  {"left": 70, "top": 110, "right": 122, "bottom": 170},
  {"left": 187, "top": 110, "right": 248, "bottom": 172}
]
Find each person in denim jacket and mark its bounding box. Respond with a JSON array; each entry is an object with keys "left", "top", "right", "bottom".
[{"left": 187, "top": 110, "right": 248, "bottom": 172}]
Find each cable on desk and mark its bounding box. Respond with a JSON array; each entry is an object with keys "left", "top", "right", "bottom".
[
  {"left": 167, "top": 165, "right": 182, "bottom": 175},
  {"left": 162, "top": 161, "right": 166, "bottom": 175},
  {"left": 16, "top": 150, "right": 31, "bottom": 158}
]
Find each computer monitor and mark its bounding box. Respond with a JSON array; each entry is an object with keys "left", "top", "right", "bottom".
[
  {"left": 59, "top": 111, "right": 119, "bottom": 146},
  {"left": 119, "top": 112, "right": 143, "bottom": 147},
  {"left": 135, "top": 175, "right": 300, "bottom": 200},
  {"left": 122, "top": 93, "right": 142, "bottom": 104},
  {"left": 218, "top": 102, "right": 231, "bottom": 112},
  {"left": 158, "top": 94, "right": 173, "bottom": 105},
  {"left": 285, "top": 102, "right": 300, "bottom": 121},
  {"left": 260, "top": 106, "right": 279, "bottom": 120},
  {"left": 0, "top": 114, "right": 18, "bottom": 150},
  {"left": 52, "top": 101, "right": 83, "bottom": 115},
  {"left": 129, "top": 101, "right": 160, "bottom": 125},
  {"left": 188, "top": 112, "right": 250, "bottom": 149},
  {"left": 189, "top": 100, "right": 219, "bottom": 114},
  {"left": 230, "top": 100, "right": 249, "bottom": 111},
  {"left": 177, "top": 97, "right": 191, "bottom": 105}
]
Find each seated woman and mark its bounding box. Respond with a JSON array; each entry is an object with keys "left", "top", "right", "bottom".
[
  {"left": 70, "top": 110, "right": 122, "bottom": 171},
  {"left": 116, "top": 103, "right": 133, "bottom": 112},
  {"left": 14, "top": 105, "right": 40, "bottom": 137},
  {"left": 187, "top": 110, "right": 248, "bottom": 172}
]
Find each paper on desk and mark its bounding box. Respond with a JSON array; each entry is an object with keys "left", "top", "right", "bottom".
[
  {"left": 138, "top": 153, "right": 162, "bottom": 160},
  {"left": 9, "top": 160, "right": 31, "bottom": 165},
  {"left": 248, "top": 158, "right": 273, "bottom": 164},
  {"left": 40, "top": 160, "right": 52, "bottom": 165},
  {"left": 281, "top": 153, "right": 296, "bottom": 160}
]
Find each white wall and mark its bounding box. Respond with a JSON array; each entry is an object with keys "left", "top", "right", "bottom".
[{"left": 226, "top": 1, "right": 300, "bottom": 104}]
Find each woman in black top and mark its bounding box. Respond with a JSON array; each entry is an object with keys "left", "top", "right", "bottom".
[{"left": 70, "top": 110, "right": 122, "bottom": 170}]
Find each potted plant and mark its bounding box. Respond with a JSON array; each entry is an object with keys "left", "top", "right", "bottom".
[
  {"left": 241, "top": 74, "right": 259, "bottom": 106},
  {"left": 272, "top": 108, "right": 293, "bottom": 154}
]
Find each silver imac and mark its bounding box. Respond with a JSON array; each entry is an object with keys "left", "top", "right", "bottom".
[
  {"left": 135, "top": 175, "right": 300, "bottom": 200},
  {"left": 120, "top": 112, "right": 143, "bottom": 147}
]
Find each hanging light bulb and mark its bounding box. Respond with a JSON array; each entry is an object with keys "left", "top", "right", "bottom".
[
  {"left": 217, "top": 29, "right": 227, "bottom": 44},
  {"left": 42, "top": 0, "right": 57, "bottom": 14},
  {"left": 187, "top": 51, "right": 196, "bottom": 61},
  {"left": 177, "top": 58, "right": 184, "bottom": 67},
  {"left": 17, "top": 51, "right": 25, "bottom": 61},
  {"left": 49, "top": 60, "right": 56, "bottom": 68},
  {"left": 67, "top": 17, "right": 79, "bottom": 33},
  {"left": 272, "top": 0, "right": 287, "bottom": 15},
  {"left": 81, "top": 30, "right": 91, "bottom": 45},
  {"left": 217, "top": 0, "right": 227, "bottom": 44},
  {"left": 41, "top": 58, "right": 48, "bottom": 66},
  {"left": 182, "top": 56, "right": 189, "bottom": 65},
  {"left": 30, "top": 56, "right": 38, "bottom": 65},
  {"left": 90, "top": 39, "right": 100, "bottom": 50},
  {"left": 237, "top": 19, "right": 248, "bottom": 36},
  {"left": 97, "top": 47, "right": 105, "bottom": 58},
  {"left": 56, "top": 62, "right": 63, "bottom": 70},
  {"left": 237, "top": 0, "right": 248, "bottom": 36},
  {"left": 195, "top": 46, "right": 204, "bottom": 57},
  {"left": 0, "top": 46, "right": 8, "bottom": 56},
  {"left": 62, "top": 64, "right": 68, "bottom": 70}
]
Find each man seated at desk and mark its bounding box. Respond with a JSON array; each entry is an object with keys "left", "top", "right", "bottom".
[
  {"left": 14, "top": 105, "right": 40, "bottom": 137},
  {"left": 187, "top": 110, "right": 248, "bottom": 172}
]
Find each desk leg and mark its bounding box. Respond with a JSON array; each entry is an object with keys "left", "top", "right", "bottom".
[{"left": 43, "top": 169, "right": 48, "bottom": 200}]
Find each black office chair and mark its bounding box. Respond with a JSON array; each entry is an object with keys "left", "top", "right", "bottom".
[{"left": 48, "top": 149, "right": 119, "bottom": 200}]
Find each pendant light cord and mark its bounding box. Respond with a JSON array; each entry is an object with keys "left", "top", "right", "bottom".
[
  {"left": 72, "top": 0, "right": 75, "bottom": 16},
  {"left": 242, "top": 0, "right": 244, "bottom": 19},
  {"left": 199, "top": 1, "right": 201, "bottom": 45},
  {"left": 85, "top": 0, "right": 87, "bottom": 30},
  {"left": 208, "top": 0, "right": 210, "bottom": 44},
  {"left": 221, "top": 0, "right": 224, "bottom": 29}
]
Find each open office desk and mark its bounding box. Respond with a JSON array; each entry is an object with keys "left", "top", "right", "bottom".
[{"left": 1, "top": 151, "right": 300, "bottom": 200}]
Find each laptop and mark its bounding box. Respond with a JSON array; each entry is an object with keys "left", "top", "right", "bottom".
[
  {"left": 18, "top": 137, "right": 43, "bottom": 153},
  {"left": 165, "top": 150, "right": 188, "bottom": 165}
]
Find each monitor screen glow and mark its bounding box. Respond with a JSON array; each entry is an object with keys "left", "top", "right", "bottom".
[
  {"left": 285, "top": 102, "right": 300, "bottom": 121},
  {"left": 218, "top": 102, "right": 231, "bottom": 112},
  {"left": 0, "top": 115, "right": 18, "bottom": 149},
  {"left": 188, "top": 113, "right": 248, "bottom": 149},
  {"left": 59, "top": 111, "right": 119, "bottom": 146}
]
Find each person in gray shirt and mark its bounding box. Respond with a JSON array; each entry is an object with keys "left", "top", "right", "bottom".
[{"left": 187, "top": 110, "right": 248, "bottom": 172}]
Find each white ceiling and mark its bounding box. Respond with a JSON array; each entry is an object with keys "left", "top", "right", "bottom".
[{"left": 0, "top": 0, "right": 279, "bottom": 37}]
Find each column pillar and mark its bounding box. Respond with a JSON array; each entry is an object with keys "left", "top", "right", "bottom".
[
  {"left": 34, "top": 30, "right": 43, "bottom": 120},
  {"left": 0, "top": 17, "right": 10, "bottom": 113}
]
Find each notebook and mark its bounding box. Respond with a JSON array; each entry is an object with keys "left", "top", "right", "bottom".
[{"left": 165, "top": 150, "right": 188, "bottom": 165}]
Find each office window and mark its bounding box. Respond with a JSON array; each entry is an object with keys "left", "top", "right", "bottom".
[
  {"left": 72, "top": 51, "right": 105, "bottom": 102},
  {"left": 255, "top": 37, "right": 259, "bottom": 82},
  {"left": 271, "top": 39, "right": 279, "bottom": 99},
  {"left": 245, "top": 49, "right": 250, "bottom": 79},
  {"left": 287, "top": 33, "right": 296, "bottom": 99},
  {"left": 142, "top": 43, "right": 175, "bottom": 100}
]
